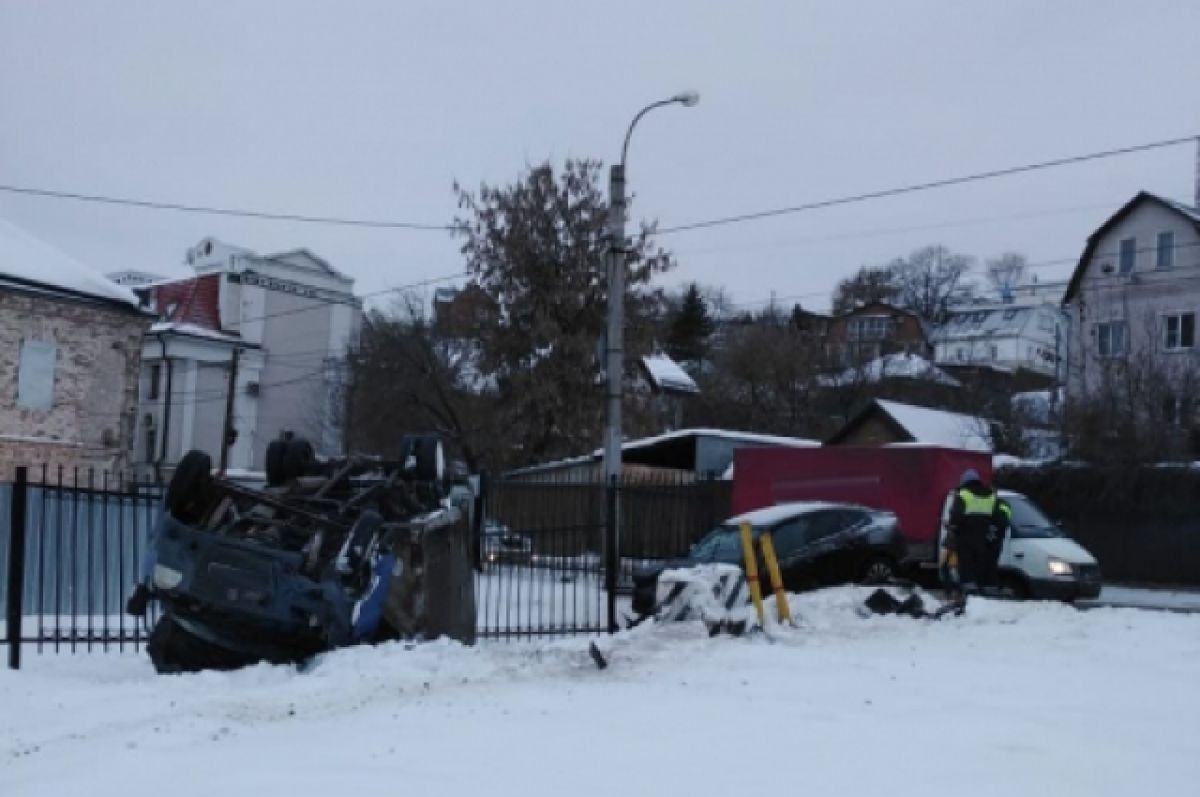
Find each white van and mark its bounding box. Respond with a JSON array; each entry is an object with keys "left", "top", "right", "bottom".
[{"left": 939, "top": 489, "right": 1101, "bottom": 601}]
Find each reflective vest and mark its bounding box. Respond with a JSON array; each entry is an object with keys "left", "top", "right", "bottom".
[{"left": 957, "top": 488, "right": 997, "bottom": 516}]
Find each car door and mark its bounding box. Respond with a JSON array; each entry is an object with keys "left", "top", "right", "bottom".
[
  {"left": 816, "top": 509, "right": 870, "bottom": 583},
  {"left": 768, "top": 516, "right": 814, "bottom": 590},
  {"left": 801, "top": 510, "right": 854, "bottom": 585}
]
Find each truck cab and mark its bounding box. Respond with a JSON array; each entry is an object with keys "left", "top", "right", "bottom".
[{"left": 939, "top": 489, "right": 1101, "bottom": 601}]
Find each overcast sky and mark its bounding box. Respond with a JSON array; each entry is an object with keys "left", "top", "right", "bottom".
[{"left": 3, "top": 1, "right": 1200, "bottom": 313}]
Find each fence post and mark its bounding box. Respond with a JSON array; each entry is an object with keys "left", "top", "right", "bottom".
[
  {"left": 605, "top": 476, "right": 618, "bottom": 632},
  {"left": 6, "top": 467, "right": 29, "bottom": 670}
]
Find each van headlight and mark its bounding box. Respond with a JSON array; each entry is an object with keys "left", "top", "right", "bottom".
[
  {"left": 153, "top": 564, "right": 184, "bottom": 589},
  {"left": 1047, "top": 558, "right": 1074, "bottom": 577}
]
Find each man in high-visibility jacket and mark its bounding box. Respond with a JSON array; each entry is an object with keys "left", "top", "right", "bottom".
[{"left": 946, "top": 469, "right": 1010, "bottom": 598}]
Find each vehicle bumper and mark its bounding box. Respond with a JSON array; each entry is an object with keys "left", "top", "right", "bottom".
[{"left": 1027, "top": 576, "right": 1102, "bottom": 602}]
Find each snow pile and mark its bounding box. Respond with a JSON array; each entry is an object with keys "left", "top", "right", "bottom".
[
  {"left": 3, "top": 588, "right": 1199, "bottom": 796},
  {"left": 820, "top": 353, "right": 961, "bottom": 388},
  {"left": 0, "top": 217, "right": 139, "bottom": 306}
]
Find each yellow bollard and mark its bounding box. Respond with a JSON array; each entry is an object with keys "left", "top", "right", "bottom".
[
  {"left": 739, "top": 521, "right": 766, "bottom": 626},
  {"left": 758, "top": 532, "right": 792, "bottom": 624}
]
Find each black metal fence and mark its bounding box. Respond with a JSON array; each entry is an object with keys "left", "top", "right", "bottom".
[
  {"left": 474, "top": 477, "right": 731, "bottom": 638},
  {"left": 2, "top": 466, "right": 163, "bottom": 668}
]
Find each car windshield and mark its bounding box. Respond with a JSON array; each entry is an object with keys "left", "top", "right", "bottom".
[
  {"left": 1005, "top": 496, "right": 1061, "bottom": 538},
  {"left": 689, "top": 524, "right": 753, "bottom": 562}
]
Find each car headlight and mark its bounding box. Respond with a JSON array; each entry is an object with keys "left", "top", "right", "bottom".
[
  {"left": 1047, "top": 558, "right": 1074, "bottom": 577},
  {"left": 153, "top": 564, "right": 184, "bottom": 589}
]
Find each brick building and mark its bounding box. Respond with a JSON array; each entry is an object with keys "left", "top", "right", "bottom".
[
  {"left": 0, "top": 219, "right": 151, "bottom": 475},
  {"left": 825, "top": 302, "right": 931, "bottom": 364}
]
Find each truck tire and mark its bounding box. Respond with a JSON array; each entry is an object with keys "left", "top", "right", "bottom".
[
  {"left": 400, "top": 433, "right": 445, "bottom": 483},
  {"left": 165, "top": 450, "right": 213, "bottom": 524},
  {"left": 1000, "top": 572, "right": 1029, "bottom": 600},
  {"left": 266, "top": 437, "right": 316, "bottom": 486}
]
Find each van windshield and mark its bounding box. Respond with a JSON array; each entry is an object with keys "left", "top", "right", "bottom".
[{"left": 1004, "top": 496, "right": 1061, "bottom": 538}]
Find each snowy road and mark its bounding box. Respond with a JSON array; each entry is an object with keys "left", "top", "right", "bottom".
[{"left": 3, "top": 587, "right": 1198, "bottom": 796}]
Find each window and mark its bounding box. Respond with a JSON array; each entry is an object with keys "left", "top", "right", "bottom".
[
  {"left": 989, "top": 345, "right": 998, "bottom": 360},
  {"left": 148, "top": 364, "right": 161, "bottom": 400},
  {"left": 17, "top": 340, "right": 57, "bottom": 410},
  {"left": 1164, "top": 312, "right": 1195, "bottom": 351},
  {"left": 772, "top": 518, "right": 811, "bottom": 558},
  {"left": 848, "top": 316, "right": 890, "bottom": 341},
  {"left": 143, "top": 415, "right": 157, "bottom": 463},
  {"left": 1157, "top": 231, "right": 1175, "bottom": 269},
  {"left": 955, "top": 347, "right": 966, "bottom": 361},
  {"left": 1039, "top": 314, "right": 1056, "bottom": 333},
  {"left": 690, "top": 525, "right": 745, "bottom": 563},
  {"left": 971, "top": 311, "right": 990, "bottom": 325},
  {"left": 803, "top": 511, "right": 848, "bottom": 544},
  {"left": 1097, "top": 321, "right": 1127, "bottom": 357},
  {"left": 1119, "top": 237, "right": 1136, "bottom": 274}
]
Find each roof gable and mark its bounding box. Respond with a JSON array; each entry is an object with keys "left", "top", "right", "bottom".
[
  {"left": 266, "top": 249, "right": 348, "bottom": 281},
  {"left": 1063, "top": 192, "right": 1200, "bottom": 304},
  {"left": 827, "top": 398, "right": 992, "bottom": 452}
]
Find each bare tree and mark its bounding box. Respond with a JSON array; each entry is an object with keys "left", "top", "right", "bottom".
[
  {"left": 889, "top": 245, "right": 974, "bottom": 323},
  {"left": 831, "top": 266, "right": 900, "bottom": 314},
  {"left": 985, "top": 252, "right": 1028, "bottom": 296}
]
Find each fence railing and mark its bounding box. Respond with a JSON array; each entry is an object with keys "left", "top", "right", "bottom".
[
  {"left": 475, "top": 477, "right": 731, "bottom": 638},
  {"left": 2, "top": 466, "right": 163, "bottom": 667}
]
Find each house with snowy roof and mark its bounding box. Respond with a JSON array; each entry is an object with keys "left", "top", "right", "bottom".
[
  {"left": 825, "top": 398, "right": 993, "bottom": 453},
  {"left": 132, "top": 237, "right": 362, "bottom": 480},
  {"left": 1062, "top": 191, "right": 1200, "bottom": 424},
  {"left": 0, "top": 218, "right": 152, "bottom": 473},
  {"left": 931, "top": 300, "right": 1066, "bottom": 382}
]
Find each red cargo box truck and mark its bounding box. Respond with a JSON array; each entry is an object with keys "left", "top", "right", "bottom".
[{"left": 732, "top": 446, "right": 992, "bottom": 564}]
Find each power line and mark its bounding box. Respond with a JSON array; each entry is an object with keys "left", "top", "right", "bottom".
[
  {"left": 671, "top": 201, "right": 1119, "bottom": 258},
  {"left": 723, "top": 238, "right": 1200, "bottom": 311},
  {"left": 657, "top": 135, "right": 1197, "bottom": 235},
  {"left": 0, "top": 182, "right": 454, "bottom": 230}
]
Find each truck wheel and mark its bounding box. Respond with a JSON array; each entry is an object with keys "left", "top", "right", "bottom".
[
  {"left": 1000, "top": 573, "right": 1029, "bottom": 600},
  {"left": 859, "top": 556, "right": 897, "bottom": 585},
  {"left": 400, "top": 434, "right": 445, "bottom": 483},
  {"left": 266, "top": 437, "right": 315, "bottom": 486},
  {"left": 165, "top": 450, "right": 213, "bottom": 524}
]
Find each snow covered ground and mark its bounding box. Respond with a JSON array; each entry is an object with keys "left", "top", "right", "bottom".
[
  {"left": 1092, "top": 584, "right": 1200, "bottom": 612},
  {"left": 3, "top": 587, "right": 1198, "bottom": 797}
]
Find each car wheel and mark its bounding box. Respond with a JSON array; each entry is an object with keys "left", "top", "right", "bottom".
[
  {"left": 1000, "top": 572, "right": 1030, "bottom": 600},
  {"left": 165, "top": 450, "right": 213, "bottom": 524},
  {"left": 859, "top": 556, "right": 897, "bottom": 585}
]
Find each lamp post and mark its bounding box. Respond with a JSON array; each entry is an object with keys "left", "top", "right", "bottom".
[{"left": 603, "top": 91, "right": 699, "bottom": 485}]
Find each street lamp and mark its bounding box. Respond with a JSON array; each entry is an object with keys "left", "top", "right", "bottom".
[{"left": 603, "top": 91, "right": 699, "bottom": 486}]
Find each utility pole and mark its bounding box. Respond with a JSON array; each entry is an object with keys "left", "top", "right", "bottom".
[
  {"left": 219, "top": 347, "right": 241, "bottom": 473},
  {"left": 603, "top": 163, "right": 626, "bottom": 487}
]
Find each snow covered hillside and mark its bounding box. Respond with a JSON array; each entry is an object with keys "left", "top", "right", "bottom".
[{"left": 3, "top": 588, "right": 1198, "bottom": 796}]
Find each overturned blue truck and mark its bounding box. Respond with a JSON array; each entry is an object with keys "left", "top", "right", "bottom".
[{"left": 128, "top": 435, "right": 477, "bottom": 673}]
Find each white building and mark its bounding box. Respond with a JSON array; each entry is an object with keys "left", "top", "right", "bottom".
[
  {"left": 132, "top": 238, "right": 361, "bottom": 479},
  {"left": 931, "top": 301, "right": 1066, "bottom": 379}
]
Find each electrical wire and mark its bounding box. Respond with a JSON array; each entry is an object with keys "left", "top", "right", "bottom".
[
  {"left": 657, "top": 136, "right": 1197, "bottom": 235},
  {"left": 0, "top": 182, "right": 454, "bottom": 230}
]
